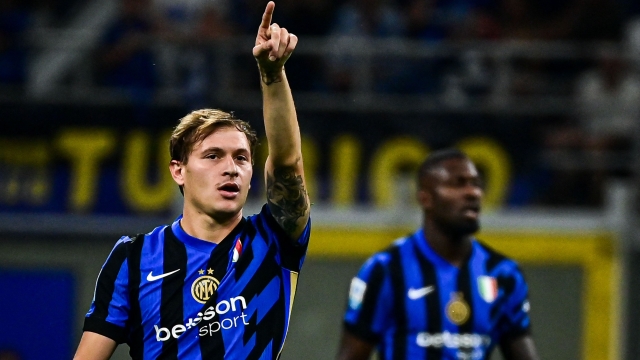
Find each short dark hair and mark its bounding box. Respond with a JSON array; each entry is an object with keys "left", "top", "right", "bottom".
[{"left": 417, "top": 148, "right": 469, "bottom": 185}]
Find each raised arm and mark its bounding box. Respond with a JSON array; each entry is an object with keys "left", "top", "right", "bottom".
[{"left": 253, "top": 1, "right": 310, "bottom": 240}]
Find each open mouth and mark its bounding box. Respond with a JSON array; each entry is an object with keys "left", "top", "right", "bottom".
[
  {"left": 218, "top": 183, "right": 240, "bottom": 198},
  {"left": 461, "top": 205, "right": 481, "bottom": 218}
]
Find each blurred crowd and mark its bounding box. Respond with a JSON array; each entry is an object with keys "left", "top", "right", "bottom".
[
  {"left": 1, "top": 0, "right": 640, "bottom": 209},
  {"left": 2, "top": 0, "right": 638, "bottom": 88}
]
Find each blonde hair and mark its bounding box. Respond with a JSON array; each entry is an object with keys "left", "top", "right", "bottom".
[{"left": 169, "top": 109, "right": 258, "bottom": 164}]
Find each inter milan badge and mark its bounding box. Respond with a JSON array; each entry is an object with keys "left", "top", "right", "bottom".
[
  {"left": 191, "top": 269, "right": 220, "bottom": 304},
  {"left": 446, "top": 292, "right": 470, "bottom": 325}
]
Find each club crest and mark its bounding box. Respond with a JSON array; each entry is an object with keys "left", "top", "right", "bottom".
[
  {"left": 191, "top": 269, "right": 220, "bottom": 304},
  {"left": 446, "top": 292, "right": 470, "bottom": 325}
]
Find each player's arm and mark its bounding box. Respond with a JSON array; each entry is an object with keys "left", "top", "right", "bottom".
[
  {"left": 500, "top": 334, "right": 540, "bottom": 360},
  {"left": 499, "top": 266, "right": 540, "bottom": 360},
  {"left": 337, "top": 260, "right": 391, "bottom": 360},
  {"left": 336, "top": 330, "right": 375, "bottom": 360},
  {"left": 253, "top": 1, "right": 310, "bottom": 241},
  {"left": 74, "top": 332, "right": 117, "bottom": 360},
  {"left": 76, "top": 238, "right": 131, "bottom": 360}
]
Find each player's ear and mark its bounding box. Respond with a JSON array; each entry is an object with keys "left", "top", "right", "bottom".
[
  {"left": 417, "top": 188, "right": 432, "bottom": 209},
  {"left": 170, "top": 160, "right": 185, "bottom": 186}
]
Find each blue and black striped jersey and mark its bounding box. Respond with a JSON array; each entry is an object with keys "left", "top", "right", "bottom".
[
  {"left": 344, "top": 229, "right": 531, "bottom": 360},
  {"left": 84, "top": 205, "right": 310, "bottom": 359}
]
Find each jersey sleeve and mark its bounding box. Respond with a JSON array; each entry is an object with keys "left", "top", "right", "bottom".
[
  {"left": 252, "top": 204, "right": 310, "bottom": 272},
  {"left": 343, "top": 255, "right": 393, "bottom": 343},
  {"left": 82, "top": 237, "right": 132, "bottom": 343},
  {"left": 497, "top": 265, "right": 532, "bottom": 341}
]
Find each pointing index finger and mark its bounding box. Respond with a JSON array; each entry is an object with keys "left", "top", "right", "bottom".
[{"left": 259, "top": 1, "right": 275, "bottom": 30}]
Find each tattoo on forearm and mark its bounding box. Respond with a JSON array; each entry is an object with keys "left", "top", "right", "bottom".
[
  {"left": 267, "top": 167, "right": 308, "bottom": 235},
  {"left": 260, "top": 70, "right": 283, "bottom": 85}
]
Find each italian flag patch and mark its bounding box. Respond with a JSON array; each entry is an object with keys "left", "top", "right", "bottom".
[
  {"left": 232, "top": 239, "right": 242, "bottom": 263},
  {"left": 477, "top": 276, "right": 498, "bottom": 303}
]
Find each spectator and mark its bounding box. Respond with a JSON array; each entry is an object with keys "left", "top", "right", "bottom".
[
  {"left": 383, "top": 0, "right": 447, "bottom": 95},
  {"left": 95, "top": 0, "right": 157, "bottom": 104},
  {"left": 153, "top": 0, "right": 234, "bottom": 108},
  {"left": 542, "top": 44, "right": 639, "bottom": 206},
  {"left": 325, "top": 0, "right": 406, "bottom": 92},
  {"left": 0, "top": 0, "right": 31, "bottom": 85}
]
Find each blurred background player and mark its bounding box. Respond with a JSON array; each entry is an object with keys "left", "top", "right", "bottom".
[
  {"left": 73, "top": 2, "right": 311, "bottom": 359},
  {"left": 336, "top": 149, "right": 539, "bottom": 360}
]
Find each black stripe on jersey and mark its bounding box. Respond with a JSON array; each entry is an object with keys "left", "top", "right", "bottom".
[
  {"left": 240, "top": 245, "right": 285, "bottom": 360},
  {"left": 262, "top": 205, "right": 308, "bottom": 271},
  {"left": 478, "top": 241, "right": 516, "bottom": 324},
  {"left": 127, "top": 234, "right": 145, "bottom": 359},
  {"left": 388, "top": 245, "right": 407, "bottom": 360},
  {"left": 234, "top": 221, "right": 256, "bottom": 280},
  {"left": 160, "top": 228, "right": 188, "bottom": 359},
  {"left": 197, "top": 221, "right": 241, "bottom": 360},
  {"left": 83, "top": 240, "right": 129, "bottom": 343},
  {"left": 478, "top": 241, "right": 507, "bottom": 273},
  {"left": 490, "top": 274, "right": 518, "bottom": 328},
  {"left": 414, "top": 242, "right": 443, "bottom": 359},
  {"left": 344, "top": 261, "right": 385, "bottom": 343},
  {"left": 457, "top": 256, "right": 474, "bottom": 334}
]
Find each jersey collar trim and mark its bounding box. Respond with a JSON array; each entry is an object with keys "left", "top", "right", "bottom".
[
  {"left": 413, "top": 228, "right": 478, "bottom": 269},
  {"left": 170, "top": 215, "right": 247, "bottom": 253}
]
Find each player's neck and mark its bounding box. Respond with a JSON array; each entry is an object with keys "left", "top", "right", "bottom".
[
  {"left": 180, "top": 207, "right": 243, "bottom": 244},
  {"left": 423, "top": 221, "right": 473, "bottom": 267}
]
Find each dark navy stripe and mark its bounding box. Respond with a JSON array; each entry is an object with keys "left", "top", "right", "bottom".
[
  {"left": 479, "top": 241, "right": 507, "bottom": 273},
  {"left": 246, "top": 281, "right": 286, "bottom": 360},
  {"left": 457, "top": 255, "right": 474, "bottom": 334},
  {"left": 159, "top": 228, "right": 188, "bottom": 359},
  {"left": 415, "top": 243, "right": 442, "bottom": 360},
  {"left": 240, "top": 245, "right": 284, "bottom": 360},
  {"left": 233, "top": 219, "right": 255, "bottom": 280},
  {"left": 261, "top": 205, "right": 308, "bottom": 271},
  {"left": 127, "top": 234, "right": 145, "bottom": 359},
  {"left": 350, "top": 262, "right": 385, "bottom": 342},
  {"left": 82, "top": 317, "right": 127, "bottom": 344},
  {"left": 388, "top": 246, "right": 407, "bottom": 360},
  {"left": 198, "top": 219, "right": 245, "bottom": 359},
  {"left": 93, "top": 241, "right": 128, "bottom": 322}
]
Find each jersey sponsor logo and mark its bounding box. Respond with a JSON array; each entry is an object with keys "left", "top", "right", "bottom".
[
  {"left": 192, "top": 269, "right": 220, "bottom": 304},
  {"left": 154, "top": 296, "right": 248, "bottom": 341},
  {"left": 348, "top": 277, "right": 367, "bottom": 310},
  {"left": 477, "top": 276, "right": 498, "bottom": 303},
  {"left": 416, "top": 331, "right": 491, "bottom": 349},
  {"left": 146, "top": 269, "right": 181, "bottom": 282},
  {"left": 407, "top": 285, "right": 435, "bottom": 300},
  {"left": 446, "top": 292, "right": 470, "bottom": 325}
]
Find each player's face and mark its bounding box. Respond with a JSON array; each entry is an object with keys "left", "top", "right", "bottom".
[
  {"left": 178, "top": 126, "right": 253, "bottom": 219},
  {"left": 425, "top": 158, "right": 483, "bottom": 236}
]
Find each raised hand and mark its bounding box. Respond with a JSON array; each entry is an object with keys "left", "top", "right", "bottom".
[{"left": 252, "top": 1, "right": 298, "bottom": 85}]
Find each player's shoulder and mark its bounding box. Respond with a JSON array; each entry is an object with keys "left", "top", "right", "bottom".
[
  {"left": 363, "top": 233, "right": 413, "bottom": 268},
  {"left": 116, "top": 224, "right": 169, "bottom": 249},
  {"left": 244, "top": 204, "right": 276, "bottom": 231},
  {"left": 474, "top": 239, "right": 522, "bottom": 273}
]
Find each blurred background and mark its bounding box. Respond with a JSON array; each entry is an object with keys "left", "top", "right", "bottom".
[{"left": 0, "top": 0, "right": 639, "bottom": 358}]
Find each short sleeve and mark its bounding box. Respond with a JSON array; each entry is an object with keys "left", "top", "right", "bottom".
[
  {"left": 343, "top": 255, "right": 393, "bottom": 343},
  {"left": 82, "top": 237, "right": 132, "bottom": 343},
  {"left": 496, "top": 265, "right": 532, "bottom": 341},
  {"left": 252, "top": 204, "right": 310, "bottom": 272}
]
